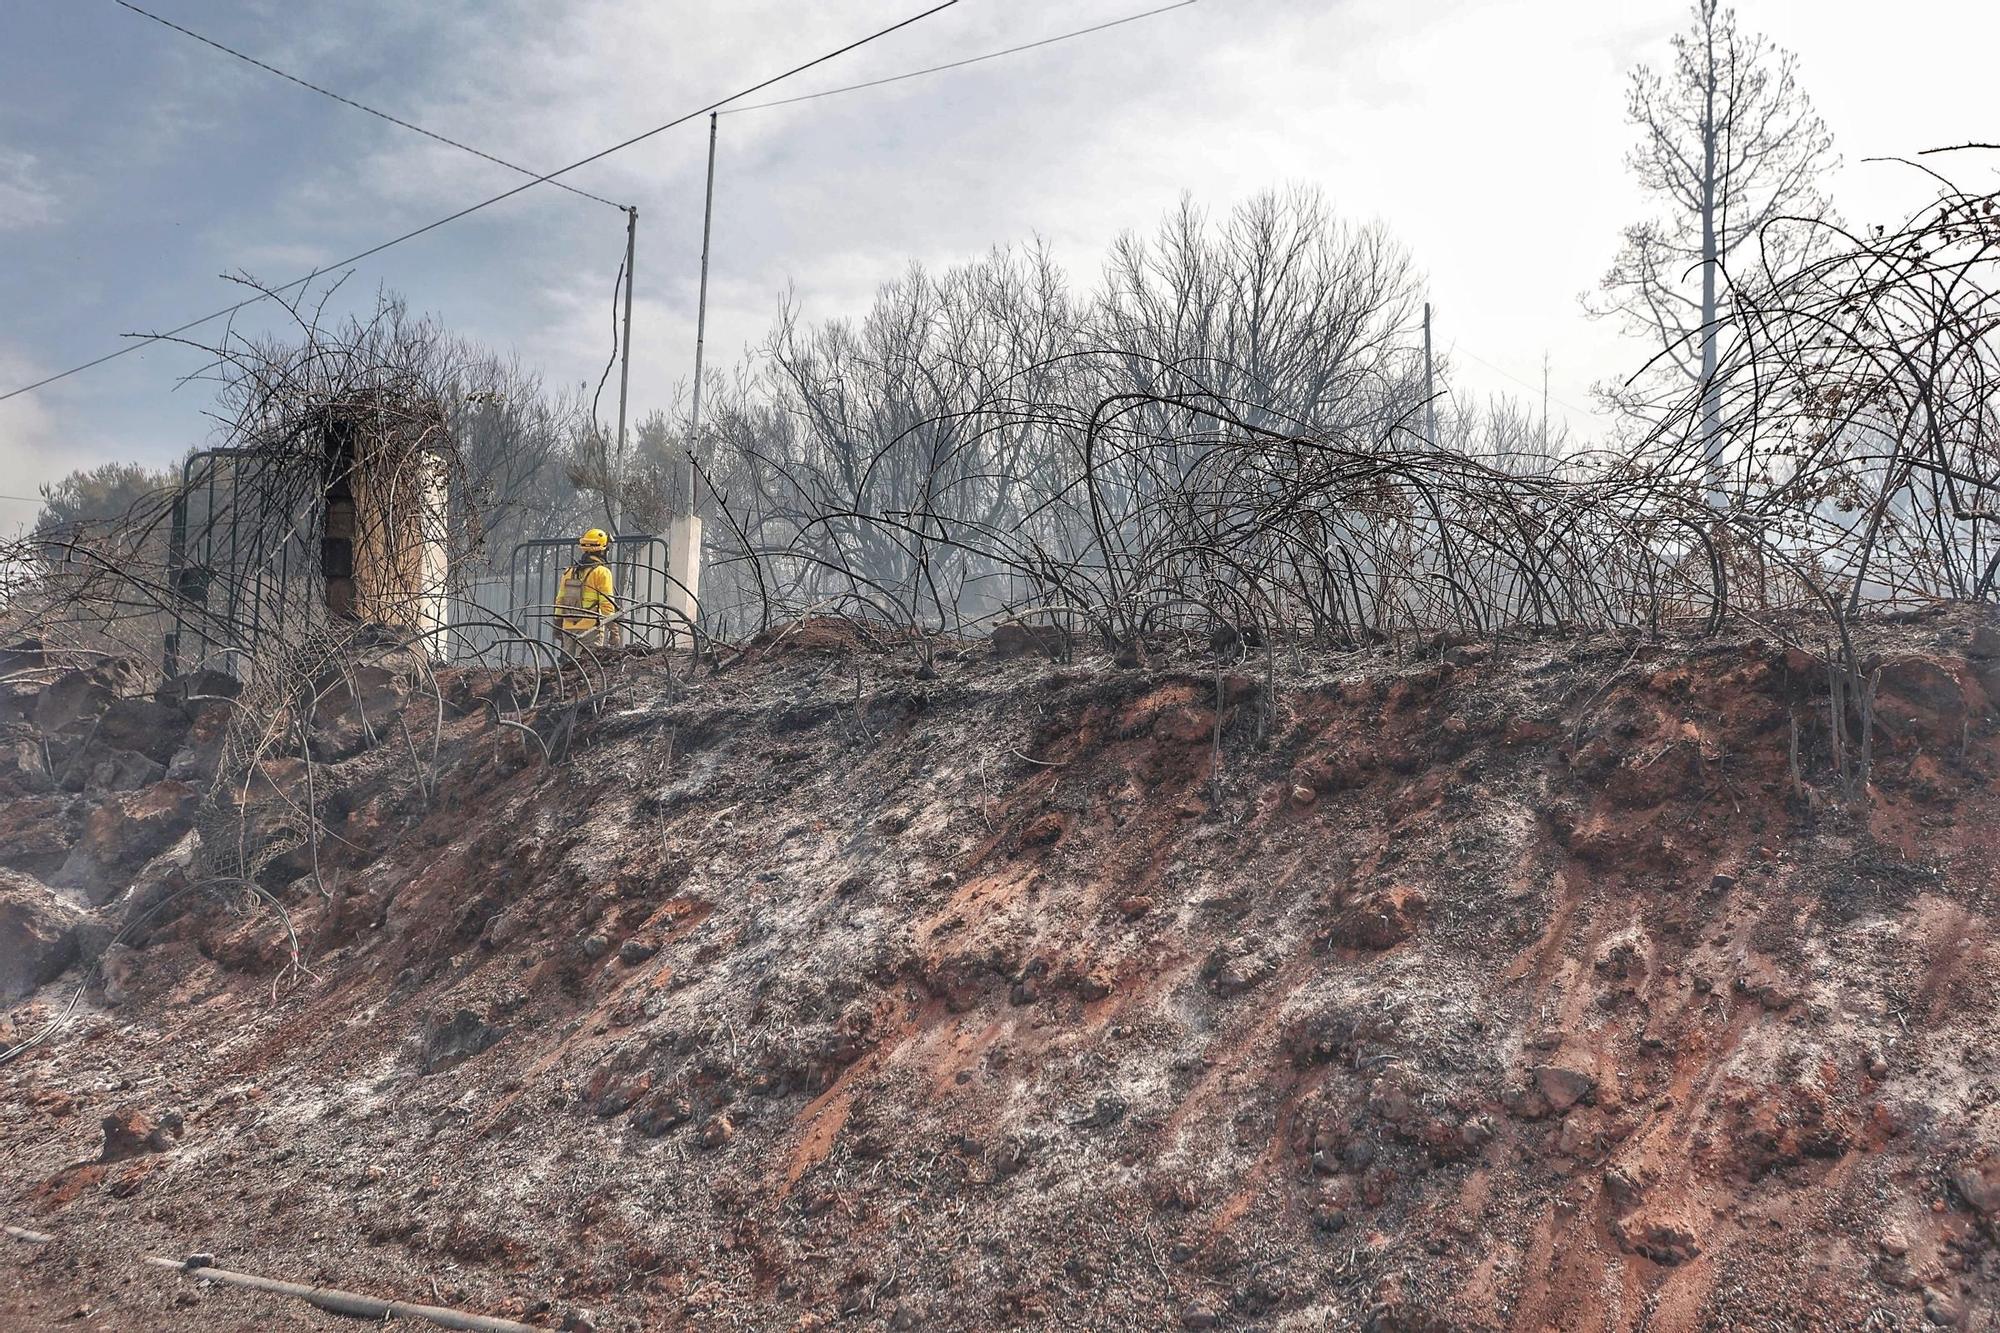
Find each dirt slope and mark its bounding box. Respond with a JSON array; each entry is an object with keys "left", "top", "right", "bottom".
[{"left": 3, "top": 613, "right": 1999, "bottom": 1331}]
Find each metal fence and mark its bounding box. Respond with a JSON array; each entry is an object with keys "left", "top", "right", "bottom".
[
  {"left": 489, "top": 534, "right": 677, "bottom": 664},
  {"left": 162, "top": 447, "right": 322, "bottom": 681}
]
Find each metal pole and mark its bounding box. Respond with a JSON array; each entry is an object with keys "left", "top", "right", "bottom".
[
  {"left": 163, "top": 462, "right": 192, "bottom": 679},
  {"left": 613, "top": 205, "right": 637, "bottom": 535},
  {"left": 1423, "top": 301, "right": 1437, "bottom": 448},
  {"left": 688, "top": 112, "right": 719, "bottom": 515},
  {"left": 1541, "top": 350, "right": 1550, "bottom": 455}
]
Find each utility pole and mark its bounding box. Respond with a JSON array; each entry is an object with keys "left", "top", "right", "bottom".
[
  {"left": 662, "top": 120, "right": 717, "bottom": 649},
  {"left": 1541, "top": 350, "right": 1550, "bottom": 456},
  {"left": 612, "top": 204, "right": 637, "bottom": 535},
  {"left": 1423, "top": 301, "right": 1437, "bottom": 448},
  {"left": 689, "top": 112, "right": 718, "bottom": 514}
]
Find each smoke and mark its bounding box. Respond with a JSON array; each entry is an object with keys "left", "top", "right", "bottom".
[{"left": 0, "top": 344, "right": 61, "bottom": 539}]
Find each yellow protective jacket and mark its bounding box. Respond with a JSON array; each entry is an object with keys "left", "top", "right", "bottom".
[{"left": 554, "top": 557, "right": 616, "bottom": 633}]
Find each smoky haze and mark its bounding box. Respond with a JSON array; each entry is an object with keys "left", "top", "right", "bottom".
[{"left": 3, "top": 0, "right": 1997, "bottom": 536}]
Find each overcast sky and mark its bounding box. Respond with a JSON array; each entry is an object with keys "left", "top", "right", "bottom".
[{"left": 2, "top": 0, "right": 1995, "bottom": 535}]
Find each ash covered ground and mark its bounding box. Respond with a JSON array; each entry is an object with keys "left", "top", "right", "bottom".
[{"left": 3, "top": 614, "right": 1999, "bottom": 1330}]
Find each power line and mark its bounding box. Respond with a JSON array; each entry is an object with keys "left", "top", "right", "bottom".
[
  {"left": 0, "top": 0, "right": 962, "bottom": 405},
  {"left": 111, "top": 0, "right": 626, "bottom": 211},
  {"left": 1449, "top": 340, "right": 1600, "bottom": 420},
  {"left": 725, "top": 0, "right": 1198, "bottom": 114}
]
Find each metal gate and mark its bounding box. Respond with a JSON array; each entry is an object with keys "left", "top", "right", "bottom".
[
  {"left": 498, "top": 534, "right": 677, "bottom": 662},
  {"left": 162, "top": 447, "right": 323, "bottom": 680}
]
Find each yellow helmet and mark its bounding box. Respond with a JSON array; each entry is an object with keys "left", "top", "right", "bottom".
[{"left": 579, "top": 528, "right": 610, "bottom": 553}]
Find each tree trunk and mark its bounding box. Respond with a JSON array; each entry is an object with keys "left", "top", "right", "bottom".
[{"left": 1699, "top": 3, "right": 1724, "bottom": 510}]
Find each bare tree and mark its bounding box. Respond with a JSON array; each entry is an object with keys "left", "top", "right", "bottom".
[
  {"left": 1093, "top": 189, "right": 1421, "bottom": 441},
  {"left": 1591, "top": 0, "right": 1836, "bottom": 503}
]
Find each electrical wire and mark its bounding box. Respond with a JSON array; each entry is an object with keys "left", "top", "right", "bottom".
[
  {"left": 0, "top": 0, "right": 962, "bottom": 405},
  {"left": 724, "top": 0, "right": 1198, "bottom": 114},
  {"left": 110, "top": 0, "right": 627, "bottom": 211},
  {"left": 1449, "top": 340, "right": 1601, "bottom": 420}
]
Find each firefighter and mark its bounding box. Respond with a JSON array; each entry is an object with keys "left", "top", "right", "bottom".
[{"left": 554, "top": 528, "right": 620, "bottom": 648}]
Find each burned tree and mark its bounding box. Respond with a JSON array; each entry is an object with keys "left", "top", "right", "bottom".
[{"left": 1590, "top": 0, "right": 1837, "bottom": 502}]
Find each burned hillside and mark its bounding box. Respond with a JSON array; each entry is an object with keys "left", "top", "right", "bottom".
[{"left": 3, "top": 608, "right": 1999, "bottom": 1330}]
